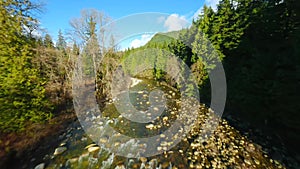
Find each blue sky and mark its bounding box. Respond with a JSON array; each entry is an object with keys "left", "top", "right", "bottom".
[{"left": 39, "top": 0, "right": 219, "bottom": 49}]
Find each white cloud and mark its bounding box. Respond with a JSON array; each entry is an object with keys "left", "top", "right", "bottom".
[
  {"left": 129, "top": 34, "right": 154, "bottom": 48},
  {"left": 193, "top": 0, "right": 220, "bottom": 20},
  {"left": 164, "top": 14, "right": 188, "bottom": 31}
]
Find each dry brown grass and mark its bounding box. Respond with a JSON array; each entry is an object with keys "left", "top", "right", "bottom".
[{"left": 0, "top": 111, "right": 76, "bottom": 168}]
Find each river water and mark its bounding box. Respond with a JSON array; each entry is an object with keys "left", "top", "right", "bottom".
[{"left": 33, "top": 79, "right": 290, "bottom": 169}]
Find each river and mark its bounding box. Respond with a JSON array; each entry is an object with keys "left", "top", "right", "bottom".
[{"left": 31, "top": 79, "right": 293, "bottom": 169}]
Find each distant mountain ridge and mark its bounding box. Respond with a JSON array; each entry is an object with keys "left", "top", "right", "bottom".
[{"left": 145, "top": 30, "right": 181, "bottom": 47}]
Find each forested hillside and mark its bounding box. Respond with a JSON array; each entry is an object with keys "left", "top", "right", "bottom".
[{"left": 191, "top": 0, "right": 300, "bottom": 156}]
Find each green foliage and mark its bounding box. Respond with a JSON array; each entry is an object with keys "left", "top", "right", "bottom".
[
  {"left": 168, "top": 40, "right": 193, "bottom": 66},
  {"left": 43, "top": 34, "right": 54, "bottom": 48},
  {"left": 56, "top": 29, "right": 67, "bottom": 51},
  {"left": 195, "top": 0, "right": 300, "bottom": 153},
  {"left": 97, "top": 51, "right": 121, "bottom": 100},
  {"left": 223, "top": 0, "right": 300, "bottom": 126},
  {"left": 0, "top": 0, "right": 53, "bottom": 132}
]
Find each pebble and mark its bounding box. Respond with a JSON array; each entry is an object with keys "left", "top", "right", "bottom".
[
  {"left": 34, "top": 163, "right": 45, "bottom": 169},
  {"left": 60, "top": 142, "right": 66, "bottom": 146},
  {"left": 244, "top": 159, "right": 252, "bottom": 165},
  {"left": 140, "top": 157, "right": 147, "bottom": 163},
  {"left": 81, "top": 137, "right": 88, "bottom": 141},
  {"left": 163, "top": 116, "right": 168, "bottom": 121},
  {"left": 115, "top": 165, "right": 126, "bottom": 169},
  {"left": 254, "top": 159, "right": 260, "bottom": 165},
  {"left": 160, "top": 134, "right": 165, "bottom": 138},
  {"left": 100, "top": 137, "right": 108, "bottom": 143},
  {"left": 85, "top": 144, "right": 97, "bottom": 149},
  {"left": 145, "top": 124, "right": 154, "bottom": 129},
  {"left": 53, "top": 147, "right": 67, "bottom": 155},
  {"left": 88, "top": 146, "right": 100, "bottom": 152}
]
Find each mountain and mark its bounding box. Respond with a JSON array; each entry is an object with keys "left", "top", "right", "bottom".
[{"left": 145, "top": 30, "right": 181, "bottom": 47}]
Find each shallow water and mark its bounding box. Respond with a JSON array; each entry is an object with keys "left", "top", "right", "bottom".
[
  {"left": 39, "top": 79, "right": 288, "bottom": 169},
  {"left": 45, "top": 80, "right": 186, "bottom": 168}
]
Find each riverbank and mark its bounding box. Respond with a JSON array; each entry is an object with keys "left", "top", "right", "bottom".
[
  {"left": 223, "top": 114, "right": 300, "bottom": 168},
  {"left": 0, "top": 111, "right": 77, "bottom": 169}
]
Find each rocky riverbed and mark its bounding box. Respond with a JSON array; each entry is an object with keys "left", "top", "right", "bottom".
[{"left": 26, "top": 80, "right": 299, "bottom": 169}]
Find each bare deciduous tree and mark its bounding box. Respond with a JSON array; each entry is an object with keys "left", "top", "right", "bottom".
[{"left": 69, "top": 9, "right": 114, "bottom": 93}]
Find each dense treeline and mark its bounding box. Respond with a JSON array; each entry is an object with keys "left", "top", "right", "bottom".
[
  {"left": 189, "top": 0, "right": 300, "bottom": 155},
  {"left": 0, "top": 0, "right": 51, "bottom": 132},
  {"left": 220, "top": 0, "right": 300, "bottom": 154},
  {"left": 0, "top": 0, "right": 76, "bottom": 132}
]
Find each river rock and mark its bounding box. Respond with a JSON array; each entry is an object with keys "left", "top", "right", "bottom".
[
  {"left": 85, "top": 143, "right": 97, "bottom": 149},
  {"left": 163, "top": 116, "right": 168, "bottom": 121},
  {"left": 115, "top": 165, "right": 126, "bottom": 169},
  {"left": 140, "top": 157, "right": 147, "bottom": 163},
  {"left": 34, "top": 163, "right": 45, "bottom": 169},
  {"left": 81, "top": 137, "right": 87, "bottom": 141},
  {"left": 145, "top": 124, "right": 154, "bottom": 129},
  {"left": 54, "top": 146, "right": 67, "bottom": 155},
  {"left": 60, "top": 142, "right": 66, "bottom": 146},
  {"left": 88, "top": 146, "right": 100, "bottom": 152}
]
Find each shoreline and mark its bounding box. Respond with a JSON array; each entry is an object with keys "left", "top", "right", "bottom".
[{"left": 0, "top": 112, "right": 77, "bottom": 169}]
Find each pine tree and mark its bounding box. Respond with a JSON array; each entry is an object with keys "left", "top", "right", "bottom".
[
  {"left": 197, "top": 5, "right": 215, "bottom": 37},
  {"left": 43, "top": 34, "right": 54, "bottom": 48},
  {"left": 56, "top": 29, "right": 67, "bottom": 51}
]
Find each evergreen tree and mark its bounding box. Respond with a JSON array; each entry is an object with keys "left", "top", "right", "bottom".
[
  {"left": 43, "top": 34, "right": 54, "bottom": 48},
  {"left": 56, "top": 29, "right": 67, "bottom": 51},
  {"left": 0, "top": 0, "right": 52, "bottom": 132},
  {"left": 72, "top": 42, "right": 80, "bottom": 55}
]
